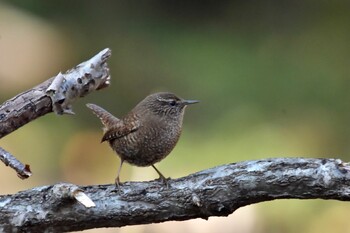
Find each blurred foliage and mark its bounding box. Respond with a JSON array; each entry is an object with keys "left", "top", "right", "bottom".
[{"left": 1, "top": 1, "right": 350, "bottom": 232}]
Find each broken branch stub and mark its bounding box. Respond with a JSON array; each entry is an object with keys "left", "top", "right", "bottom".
[
  {"left": 0, "top": 147, "right": 32, "bottom": 179},
  {"left": 46, "top": 48, "right": 111, "bottom": 115},
  {"left": 50, "top": 183, "right": 95, "bottom": 208}
]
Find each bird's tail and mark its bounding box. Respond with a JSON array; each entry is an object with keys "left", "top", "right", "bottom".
[{"left": 86, "top": 103, "right": 120, "bottom": 130}]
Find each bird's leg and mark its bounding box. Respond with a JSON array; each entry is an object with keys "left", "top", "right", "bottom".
[
  {"left": 115, "top": 159, "right": 124, "bottom": 192},
  {"left": 151, "top": 164, "right": 170, "bottom": 187}
]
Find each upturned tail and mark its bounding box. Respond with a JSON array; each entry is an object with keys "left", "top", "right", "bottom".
[{"left": 86, "top": 103, "right": 120, "bottom": 130}]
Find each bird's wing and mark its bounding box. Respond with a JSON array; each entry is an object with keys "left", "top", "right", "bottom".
[{"left": 101, "top": 120, "right": 140, "bottom": 142}]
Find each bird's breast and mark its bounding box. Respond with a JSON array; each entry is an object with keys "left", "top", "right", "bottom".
[{"left": 110, "top": 119, "right": 182, "bottom": 166}]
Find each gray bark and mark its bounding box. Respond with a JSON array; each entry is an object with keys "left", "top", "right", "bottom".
[
  {"left": 1, "top": 157, "right": 350, "bottom": 232},
  {"left": 0, "top": 48, "right": 111, "bottom": 178}
]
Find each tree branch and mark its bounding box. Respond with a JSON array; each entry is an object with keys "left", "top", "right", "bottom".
[
  {"left": 1, "top": 158, "right": 350, "bottom": 232},
  {"left": 0, "top": 48, "right": 111, "bottom": 177},
  {"left": 0, "top": 147, "right": 32, "bottom": 179}
]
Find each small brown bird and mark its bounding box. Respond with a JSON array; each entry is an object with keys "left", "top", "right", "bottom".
[{"left": 86, "top": 92, "right": 198, "bottom": 188}]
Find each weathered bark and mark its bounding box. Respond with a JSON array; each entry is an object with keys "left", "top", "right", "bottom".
[
  {"left": 0, "top": 78, "right": 54, "bottom": 138},
  {"left": 1, "top": 158, "right": 350, "bottom": 232},
  {"left": 0, "top": 48, "right": 111, "bottom": 138},
  {"left": 0, "top": 48, "right": 111, "bottom": 178}
]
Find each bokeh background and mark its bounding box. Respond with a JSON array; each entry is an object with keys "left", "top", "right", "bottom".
[{"left": 1, "top": 1, "right": 350, "bottom": 232}]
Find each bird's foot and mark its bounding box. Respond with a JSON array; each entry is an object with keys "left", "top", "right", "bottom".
[
  {"left": 151, "top": 164, "right": 170, "bottom": 188},
  {"left": 155, "top": 176, "right": 171, "bottom": 188},
  {"left": 114, "top": 177, "right": 123, "bottom": 194}
]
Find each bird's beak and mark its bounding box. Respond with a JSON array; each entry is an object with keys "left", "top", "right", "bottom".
[{"left": 182, "top": 99, "right": 200, "bottom": 105}]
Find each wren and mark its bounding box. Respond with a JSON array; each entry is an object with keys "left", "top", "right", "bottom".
[{"left": 86, "top": 92, "right": 198, "bottom": 188}]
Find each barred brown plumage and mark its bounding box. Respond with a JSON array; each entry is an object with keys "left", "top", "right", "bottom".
[{"left": 86, "top": 92, "right": 198, "bottom": 189}]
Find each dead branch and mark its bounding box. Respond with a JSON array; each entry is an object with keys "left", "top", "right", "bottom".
[{"left": 0, "top": 48, "right": 111, "bottom": 178}]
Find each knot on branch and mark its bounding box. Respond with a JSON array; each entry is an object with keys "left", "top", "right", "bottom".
[{"left": 48, "top": 183, "right": 95, "bottom": 209}]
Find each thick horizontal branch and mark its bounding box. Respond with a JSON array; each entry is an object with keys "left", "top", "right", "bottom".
[
  {"left": 1, "top": 157, "right": 350, "bottom": 232},
  {"left": 0, "top": 48, "right": 111, "bottom": 177}
]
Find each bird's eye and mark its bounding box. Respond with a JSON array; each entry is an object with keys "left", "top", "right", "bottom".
[{"left": 169, "top": 100, "right": 176, "bottom": 106}]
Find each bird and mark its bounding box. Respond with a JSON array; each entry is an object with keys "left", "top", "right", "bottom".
[{"left": 86, "top": 92, "right": 198, "bottom": 188}]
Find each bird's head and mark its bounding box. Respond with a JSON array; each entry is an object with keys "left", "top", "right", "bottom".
[{"left": 136, "top": 92, "right": 199, "bottom": 119}]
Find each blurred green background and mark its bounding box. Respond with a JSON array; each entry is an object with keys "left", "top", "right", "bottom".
[{"left": 1, "top": 1, "right": 350, "bottom": 232}]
